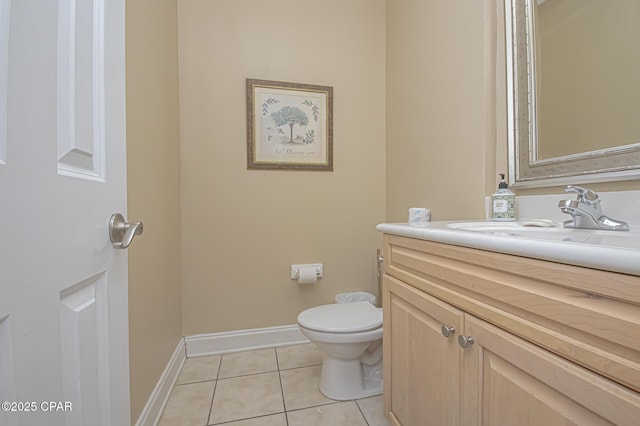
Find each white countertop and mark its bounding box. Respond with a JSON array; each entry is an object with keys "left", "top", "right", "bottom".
[{"left": 377, "top": 221, "right": 640, "bottom": 276}]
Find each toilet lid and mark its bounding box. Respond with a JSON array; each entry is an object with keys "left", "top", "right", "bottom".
[{"left": 297, "top": 301, "right": 383, "bottom": 333}]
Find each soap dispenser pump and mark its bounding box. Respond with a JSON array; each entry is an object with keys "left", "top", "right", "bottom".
[{"left": 491, "top": 173, "right": 516, "bottom": 221}]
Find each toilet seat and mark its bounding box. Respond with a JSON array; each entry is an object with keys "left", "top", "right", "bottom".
[{"left": 297, "top": 301, "right": 382, "bottom": 333}]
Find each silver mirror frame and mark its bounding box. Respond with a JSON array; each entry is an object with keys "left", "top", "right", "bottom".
[{"left": 505, "top": 0, "right": 640, "bottom": 188}]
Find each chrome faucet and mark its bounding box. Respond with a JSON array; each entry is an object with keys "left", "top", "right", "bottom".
[{"left": 558, "top": 186, "right": 629, "bottom": 231}]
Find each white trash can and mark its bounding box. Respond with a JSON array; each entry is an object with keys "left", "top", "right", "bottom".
[{"left": 335, "top": 292, "right": 376, "bottom": 305}]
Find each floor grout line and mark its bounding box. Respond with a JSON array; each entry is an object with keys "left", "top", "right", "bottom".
[
  {"left": 355, "top": 399, "right": 371, "bottom": 426},
  {"left": 274, "top": 348, "right": 290, "bottom": 426},
  {"left": 209, "top": 411, "right": 287, "bottom": 426},
  {"left": 205, "top": 353, "right": 223, "bottom": 426}
]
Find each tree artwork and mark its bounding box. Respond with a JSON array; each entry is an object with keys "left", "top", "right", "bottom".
[
  {"left": 270, "top": 106, "right": 309, "bottom": 144},
  {"left": 247, "top": 79, "right": 332, "bottom": 170}
]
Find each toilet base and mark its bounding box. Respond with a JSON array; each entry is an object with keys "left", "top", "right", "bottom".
[{"left": 318, "top": 356, "right": 383, "bottom": 401}]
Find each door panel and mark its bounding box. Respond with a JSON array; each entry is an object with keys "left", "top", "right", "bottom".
[
  {"left": 0, "top": 0, "right": 129, "bottom": 425},
  {"left": 60, "top": 272, "right": 111, "bottom": 426},
  {"left": 57, "top": 0, "right": 106, "bottom": 180},
  {"left": 0, "top": 0, "right": 8, "bottom": 164}
]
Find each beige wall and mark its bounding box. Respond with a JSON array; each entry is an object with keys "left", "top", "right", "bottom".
[
  {"left": 385, "top": 0, "right": 499, "bottom": 222},
  {"left": 126, "top": 0, "right": 182, "bottom": 421},
  {"left": 177, "top": 0, "right": 386, "bottom": 334}
]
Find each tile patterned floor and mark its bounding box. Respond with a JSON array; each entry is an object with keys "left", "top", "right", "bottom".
[{"left": 158, "top": 343, "right": 388, "bottom": 426}]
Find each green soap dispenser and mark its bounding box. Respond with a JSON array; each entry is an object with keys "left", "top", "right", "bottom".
[{"left": 491, "top": 173, "right": 516, "bottom": 221}]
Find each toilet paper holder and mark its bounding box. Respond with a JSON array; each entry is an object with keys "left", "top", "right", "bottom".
[{"left": 291, "top": 263, "right": 324, "bottom": 279}]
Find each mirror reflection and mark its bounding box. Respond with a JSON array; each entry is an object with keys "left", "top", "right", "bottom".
[
  {"left": 535, "top": 0, "right": 640, "bottom": 160},
  {"left": 506, "top": 0, "right": 640, "bottom": 187}
]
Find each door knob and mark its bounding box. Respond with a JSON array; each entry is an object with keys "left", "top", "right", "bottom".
[{"left": 109, "top": 213, "right": 143, "bottom": 249}]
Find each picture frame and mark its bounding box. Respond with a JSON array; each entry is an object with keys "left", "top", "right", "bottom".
[{"left": 246, "top": 78, "right": 333, "bottom": 171}]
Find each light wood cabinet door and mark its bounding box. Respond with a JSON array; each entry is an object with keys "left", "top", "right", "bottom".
[
  {"left": 462, "top": 315, "right": 640, "bottom": 426},
  {"left": 384, "top": 276, "right": 464, "bottom": 426}
]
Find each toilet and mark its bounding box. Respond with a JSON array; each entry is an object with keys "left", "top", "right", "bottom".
[{"left": 297, "top": 300, "right": 383, "bottom": 400}]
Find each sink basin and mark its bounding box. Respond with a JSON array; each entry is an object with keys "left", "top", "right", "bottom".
[
  {"left": 446, "top": 221, "right": 637, "bottom": 249},
  {"left": 446, "top": 221, "right": 562, "bottom": 233}
]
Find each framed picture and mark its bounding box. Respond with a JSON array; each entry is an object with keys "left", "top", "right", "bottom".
[{"left": 246, "top": 78, "right": 333, "bottom": 171}]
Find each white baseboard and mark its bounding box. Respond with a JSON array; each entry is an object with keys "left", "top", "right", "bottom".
[
  {"left": 185, "top": 324, "right": 308, "bottom": 358},
  {"left": 134, "top": 338, "right": 186, "bottom": 426}
]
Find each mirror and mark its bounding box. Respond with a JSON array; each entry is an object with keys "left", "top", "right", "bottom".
[{"left": 505, "top": 0, "right": 640, "bottom": 188}]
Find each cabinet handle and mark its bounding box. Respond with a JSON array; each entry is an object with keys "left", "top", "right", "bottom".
[
  {"left": 441, "top": 324, "right": 456, "bottom": 338},
  {"left": 458, "top": 335, "right": 474, "bottom": 348}
]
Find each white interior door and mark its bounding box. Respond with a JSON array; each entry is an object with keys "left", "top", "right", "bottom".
[{"left": 0, "top": 0, "right": 131, "bottom": 425}]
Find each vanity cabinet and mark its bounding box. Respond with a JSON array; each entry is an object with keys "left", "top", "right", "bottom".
[{"left": 381, "top": 234, "right": 640, "bottom": 426}]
